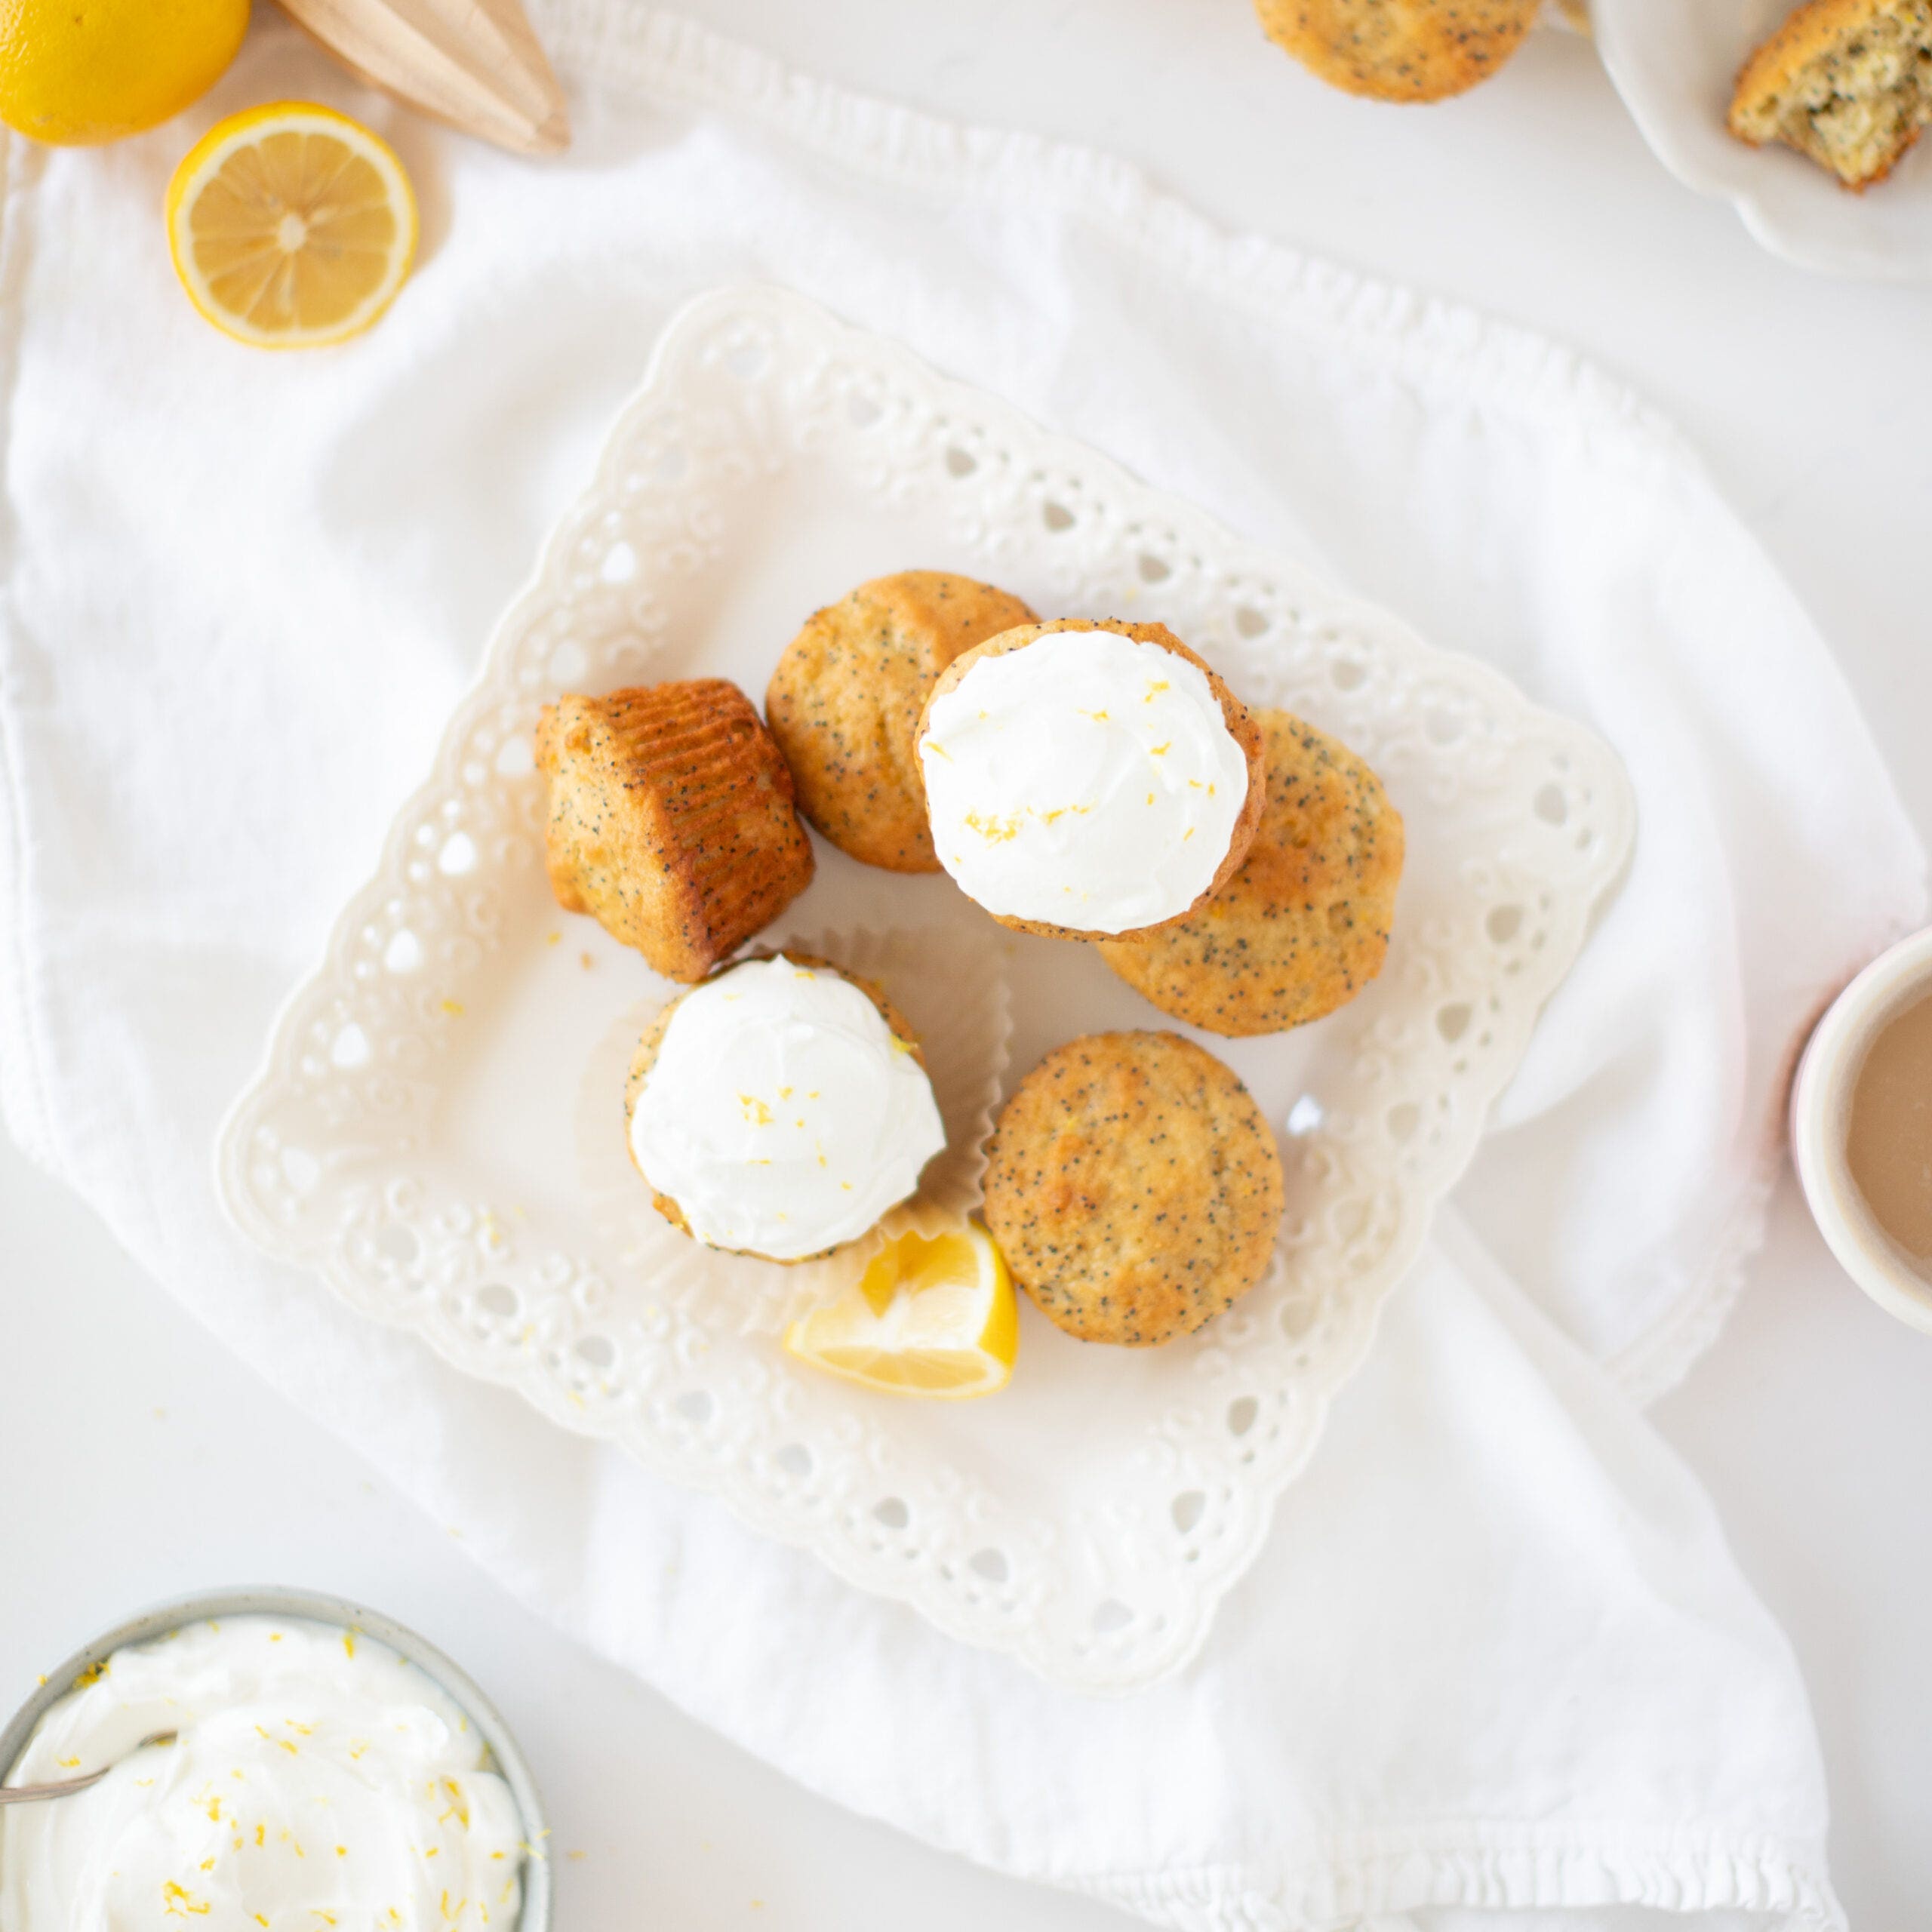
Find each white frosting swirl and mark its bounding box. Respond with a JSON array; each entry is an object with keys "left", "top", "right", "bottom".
[
  {"left": 918, "top": 627, "right": 1251, "bottom": 932},
  {"left": 0, "top": 1616, "right": 524, "bottom": 1932},
  {"left": 629, "top": 955, "right": 945, "bottom": 1260}
]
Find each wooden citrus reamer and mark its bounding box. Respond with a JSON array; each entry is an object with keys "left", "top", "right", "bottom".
[{"left": 278, "top": 0, "right": 570, "bottom": 155}]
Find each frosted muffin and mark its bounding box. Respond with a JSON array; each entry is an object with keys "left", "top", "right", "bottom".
[
  {"left": 914, "top": 619, "right": 1266, "bottom": 941},
  {"left": 1099, "top": 709, "right": 1402, "bottom": 1035},
  {"left": 982, "top": 1030, "right": 1284, "bottom": 1346},
  {"left": 766, "top": 571, "right": 1038, "bottom": 872},
  {"left": 624, "top": 953, "right": 946, "bottom": 1263},
  {"left": 536, "top": 680, "right": 814, "bottom": 983}
]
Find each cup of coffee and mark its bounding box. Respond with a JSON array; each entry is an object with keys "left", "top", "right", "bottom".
[{"left": 1792, "top": 926, "right": 1932, "bottom": 1336}]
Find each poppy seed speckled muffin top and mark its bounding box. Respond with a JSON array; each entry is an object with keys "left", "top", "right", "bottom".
[
  {"left": 1253, "top": 0, "right": 1540, "bottom": 103},
  {"left": 536, "top": 681, "right": 814, "bottom": 983},
  {"left": 982, "top": 1030, "right": 1284, "bottom": 1346},
  {"left": 1098, "top": 708, "right": 1402, "bottom": 1036},
  {"left": 765, "top": 571, "right": 1038, "bottom": 872}
]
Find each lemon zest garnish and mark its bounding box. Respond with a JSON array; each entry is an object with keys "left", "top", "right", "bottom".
[
  {"left": 441, "top": 998, "right": 464, "bottom": 1017},
  {"left": 962, "top": 809, "right": 1023, "bottom": 843},
  {"left": 737, "top": 1094, "right": 773, "bottom": 1125}
]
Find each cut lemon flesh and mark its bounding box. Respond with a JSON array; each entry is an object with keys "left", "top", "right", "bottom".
[
  {"left": 783, "top": 1223, "right": 1017, "bottom": 1398},
  {"left": 167, "top": 103, "right": 418, "bottom": 349}
]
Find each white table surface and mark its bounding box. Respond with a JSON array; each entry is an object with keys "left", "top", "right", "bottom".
[{"left": 5, "top": 3, "right": 1932, "bottom": 1924}]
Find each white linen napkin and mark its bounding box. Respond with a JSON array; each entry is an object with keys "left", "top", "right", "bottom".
[{"left": 0, "top": 8, "right": 1921, "bottom": 1927}]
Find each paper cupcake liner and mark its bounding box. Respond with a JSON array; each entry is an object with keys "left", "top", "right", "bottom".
[{"left": 577, "top": 922, "right": 1014, "bottom": 1337}]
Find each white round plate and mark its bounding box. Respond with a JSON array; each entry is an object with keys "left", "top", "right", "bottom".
[
  {"left": 1595, "top": 0, "right": 1932, "bottom": 279},
  {"left": 216, "top": 285, "right": 1632, "bottom": 1692}
]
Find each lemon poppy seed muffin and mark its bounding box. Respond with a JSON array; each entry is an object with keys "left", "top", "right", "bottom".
[
  {"left": 536, "top": 680, "right": 814, "bottom": 983},
  {"left": 766, "top": 571, "right": 1038, "bottom": 872},
  {"left": 915, "top": 619, "right": 1267, "bottom": 943},
  {"left": 982, "top": 1030, "right": 1284, "bottom": 1346},
  {"left": 1254, "top": 0, "right": 1541, "bottom": 103},
  {"left": 1098, "top": 709, "right": 1402, "bottom": 1035},
  {"left": 1728, "top": 0, "right": 1932, "bottom": 189},
  {"left": 625, "top": 952, "right": 945, "bottom": 1264}
]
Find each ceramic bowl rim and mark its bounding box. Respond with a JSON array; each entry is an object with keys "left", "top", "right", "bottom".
[
  {"left": 1791, "top": 925, "right": 1932, "bottom": 1337},
  {"left": 0, "top": 1585, "right": 550, "bottom": 1930}
]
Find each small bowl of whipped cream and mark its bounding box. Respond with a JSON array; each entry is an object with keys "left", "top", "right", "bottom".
[{"left": 0, "top": 1586, "right": 549, "bottom": 1931}]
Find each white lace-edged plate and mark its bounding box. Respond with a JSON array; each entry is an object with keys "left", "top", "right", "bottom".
[{"left": 217, "top": 285, "right": 1634, "bottom": 1691}]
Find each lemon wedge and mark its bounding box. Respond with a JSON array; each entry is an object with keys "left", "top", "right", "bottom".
[
  {"left": 783, "top": 1223, "right": 1017, "bottom": 1398},
  {"left": 167, "top": 103, "right": 418, "bottom": 349}
]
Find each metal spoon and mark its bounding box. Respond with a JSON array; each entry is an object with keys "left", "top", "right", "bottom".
[{"left": 0, "top": 1733, "right": 177, "bottom": 1804}]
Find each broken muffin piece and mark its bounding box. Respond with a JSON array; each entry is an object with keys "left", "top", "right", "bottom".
[{"left": 1729, "top": 0, "right": 1932, "bottom": 190}]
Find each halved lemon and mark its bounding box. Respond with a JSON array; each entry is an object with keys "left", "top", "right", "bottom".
[
  {"left": 167, "top": 103, "right": 417, "bottom": 349},
  {"left": 783, "top": 1223, "right": 1017, "bottom": 1398}
]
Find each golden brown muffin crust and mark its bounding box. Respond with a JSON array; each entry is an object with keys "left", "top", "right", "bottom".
[
  {"left": 983, "top": 1030, "right": 1284, "bottom": 1346},
  {"left": 1097, "top": 709, "right": 1402, "bottom": 1036},
  {"left": 536, "top": 680, "right": 814, "bottom": 984},
  {"left": 1254, "top": 0, "right": 1540, "bottom": 103},
  {"left": 1728, "top": 0, "right": 1932, "bottom": 189},
  {"left": 766, "top": 571, "right": 1038, "bottom": 872},
  {"left": 623, "top": 951, "right": 928, "bottom": 1264},
  {"left": 915, "top": 618, "right": 1269, "bottom": 943}
]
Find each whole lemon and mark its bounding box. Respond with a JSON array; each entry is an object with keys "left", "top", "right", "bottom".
[{"left": 0, "top": 0, "right": 251, "bottom": 145}]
